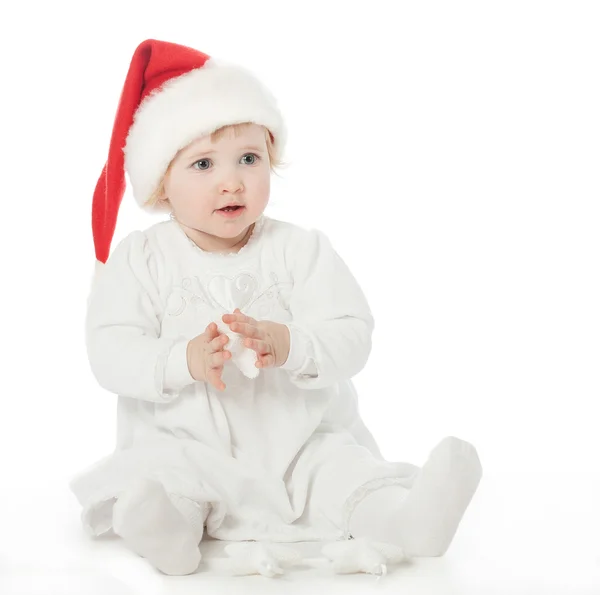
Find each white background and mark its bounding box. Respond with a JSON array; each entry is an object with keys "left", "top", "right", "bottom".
[{"left": 0, "top": 1, "right": 599, "bottom": 593}]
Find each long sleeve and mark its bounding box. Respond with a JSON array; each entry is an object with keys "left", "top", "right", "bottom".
[
  {"left": 86, "top": 231, "right": 196, "bottom": 402},
  {"left": 282, "top": 229, "right": 374, "bottom": 389}
]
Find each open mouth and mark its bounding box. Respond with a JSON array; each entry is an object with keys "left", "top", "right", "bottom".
[{"left": 217, "top": 205, "right": 246, "bottom": 217}]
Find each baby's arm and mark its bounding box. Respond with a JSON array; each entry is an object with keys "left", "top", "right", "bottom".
[
  {"left": 86, "top": 231, "right": 196, "bottom": 402},
  {"left": 282, "top": 229, "right": 374, "bottom": 389}
]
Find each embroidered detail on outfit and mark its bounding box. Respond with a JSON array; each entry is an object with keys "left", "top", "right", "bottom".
[
  {"left": 340, "top": 476, "right": 411, "bottom": 540},
  {"left": 164, "top": 217, "right": 294, "bottom": 319},
  {"left": 247, "top": 278, "right": 293, "bottom": 319},
  {"left": 166, "top": 276, "right": 215, "bottom": 316},
  {"left": 268, "top": 271, "right": 291, "bottom": 311},
  {"left": 207, "top": 272, "right": 259, "bottom": 312},
  {"left": 166, "top": 274, "right": 292, "bottom": 319}
]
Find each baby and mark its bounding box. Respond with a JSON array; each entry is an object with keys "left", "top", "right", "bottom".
[{"left": 70, "top": 38, "right": 482, "bottom": 576}]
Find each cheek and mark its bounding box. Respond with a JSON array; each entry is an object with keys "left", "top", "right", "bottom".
[
  {"left": 170, "top": 176, "right": 212, "bottom": 210},
  {"left": 252, "top": 172, "right": 270, "bottom": 198}
]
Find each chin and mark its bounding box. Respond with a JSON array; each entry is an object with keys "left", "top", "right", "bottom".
[
  {"left": 218, "top": 221, "right": 253, "bottom": 237},
  {"left": 217, "top": 228, "right": 244, "bottom": 238}
]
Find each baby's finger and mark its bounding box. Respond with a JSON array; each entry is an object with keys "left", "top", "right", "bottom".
[
  {"left": 223, "top": 311, "right": 257, "bottom": 326},
  {"left": 208, "top": 368, "right": 226, "bottom": 391},
  {"left": 256, "top": 353, "right": 275, "bottom": 368},
  {"left": 209, "top": 334, "right": 229, "bottom": 352},
  {"left": 205, "top": 322, "right": 219, "bottom": 340},
  {"left": 209, "top": 350, "right": 230, "bottom": 368},
  {"left": 244, "top": 337, "right": 271, "bottom": 355},
  {"left": 222, "top": 311, "right": 247, "bottom": 324},
  {"left": 240, "top": 312, "right": 258, "bottom": 325},
  {"left": 235, "top": 309, "right": 258, "bottom": 325},
  {"left": 230, "top": 322, "right": 262, "bottom": 339}
]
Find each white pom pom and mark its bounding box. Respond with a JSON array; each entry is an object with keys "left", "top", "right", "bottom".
[
  {"left": 215, "top": 320, "right": 259, "bottom": 379},
  {"left": 224, "top": 542, "right": 300, "bottom": 577},
  {"left": 321, "top": 538, "right": 407, "bottom": 576}
]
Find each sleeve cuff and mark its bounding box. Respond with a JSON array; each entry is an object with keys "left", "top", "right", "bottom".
[
  {"left": 163, "top": 338, "right": 196, "bottom": 391},
  {"left": 280, "top": 324, "right": 318, "bottom": 377}
]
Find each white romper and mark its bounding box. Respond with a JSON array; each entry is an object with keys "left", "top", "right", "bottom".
[{"left": 70, "top": 215, "right": 418, "bottom": 543}]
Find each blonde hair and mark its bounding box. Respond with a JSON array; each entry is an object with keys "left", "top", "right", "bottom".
[{"left": 145, "top": 122, "right": 284, "bottom": 211}]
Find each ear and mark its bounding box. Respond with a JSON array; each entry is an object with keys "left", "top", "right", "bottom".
[
  {"left": 155, "top": 192, "right": 172, "bottom": 213},
  {"left": 156, "top": 189, "right": 171, "bottom": 207}
]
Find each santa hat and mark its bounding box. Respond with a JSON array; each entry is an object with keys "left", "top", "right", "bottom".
[{"left": 92, "top": 38, "right": 286, "bottom": 266}]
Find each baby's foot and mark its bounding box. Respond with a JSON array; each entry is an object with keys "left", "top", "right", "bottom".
[
  {"left": 112, "top": 478, "right": 201, "bottom": 575},
  {"left": 393, "top": 436, "right": 482, "bottom": 556}
]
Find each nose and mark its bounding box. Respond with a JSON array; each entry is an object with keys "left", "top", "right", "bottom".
[{"left": 219, "top": 177, "right": 244, "bottom": 194}]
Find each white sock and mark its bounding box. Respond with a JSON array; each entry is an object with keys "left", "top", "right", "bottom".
[
  {"left": 112, "top": 478, "right": 202, "bottom": 575},
  {"left": 349, "top": 436, "right": 482, "bottom": 556},
  {"left": 168, "top": 493, "right": 209, "bottom": 545}
]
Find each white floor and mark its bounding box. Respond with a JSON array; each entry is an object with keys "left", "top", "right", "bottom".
[{"left": 2, "top": 471, "right": 600, "bottom": 594}]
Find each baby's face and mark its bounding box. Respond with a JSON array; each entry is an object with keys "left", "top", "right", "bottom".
[{"left": 163, "top": 123, "right": 270, "bottom": 238}]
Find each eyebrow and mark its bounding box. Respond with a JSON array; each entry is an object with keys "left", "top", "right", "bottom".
[{"left": 186, "top": 145, "right": 266, "bottom": 159}]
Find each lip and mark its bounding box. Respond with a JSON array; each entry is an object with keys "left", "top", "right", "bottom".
[{"left": 216, "top": 205, "right": 246, "bottom": 218}]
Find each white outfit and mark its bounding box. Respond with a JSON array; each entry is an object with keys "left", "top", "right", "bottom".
[{"left": 70, "top": 215, "right": 419, "bottom": 544}]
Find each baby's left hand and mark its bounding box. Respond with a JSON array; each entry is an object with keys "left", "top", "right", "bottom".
[{"left": 222, "top": 309, "right": 290, "bottom": 369}]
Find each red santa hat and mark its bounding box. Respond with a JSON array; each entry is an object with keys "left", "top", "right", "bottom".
[{"left": 92, "top": 38, "right": 286, "bottom": 265}]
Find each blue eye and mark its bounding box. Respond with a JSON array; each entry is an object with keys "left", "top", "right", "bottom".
[
  {"left": 191, "top": 153, "right": 260, "bottom": 170},
  {"left": 192, "top": 159, "right": 211, "bottom": 170},
  {"left": 241, "top": 153, "right": 260, "bottom": 165}
]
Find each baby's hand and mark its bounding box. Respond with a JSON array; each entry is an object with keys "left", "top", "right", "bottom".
[
  {"left": 222, "top": 309, "right": 290, "bottom": 369},
  {"left": 186, "top": 322, "right": 231, "bottom": 391}
]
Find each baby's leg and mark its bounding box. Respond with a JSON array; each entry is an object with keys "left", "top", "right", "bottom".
[
  {"left": 112, "top": 478, "right": 203, "bottom": 575},
  {"left": 348, "top": 436, "right": 482, "bottom": 557}
]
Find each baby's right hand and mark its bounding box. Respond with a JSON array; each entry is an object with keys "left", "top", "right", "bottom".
[{"left": 186, "top": 322, "right": 232, "bottom": 391}]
